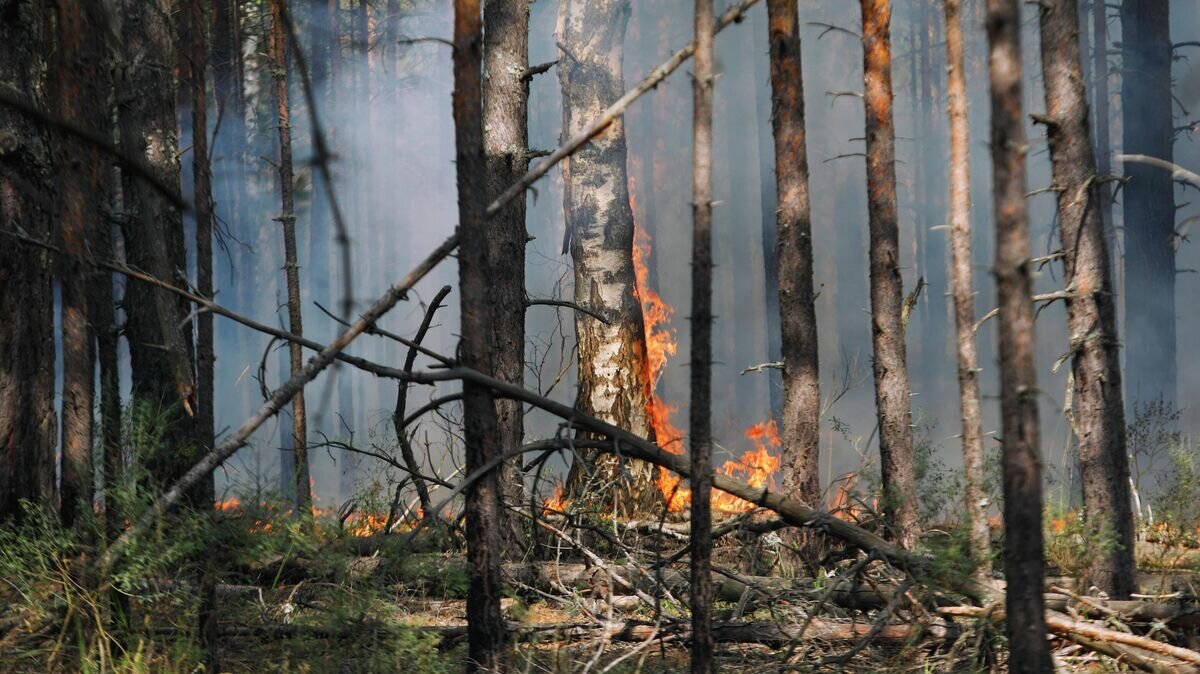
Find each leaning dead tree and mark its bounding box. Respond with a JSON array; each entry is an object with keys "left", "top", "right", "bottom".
[
  {"left": 1036, "top": 0, "right": 1134, "bottom": 599},
  {"left": 942, "top": 0, "right": 990, "bottom": 581},
  {"left": 986, "top": 0, "right": 1054, "bottom": 670},
  {"left": 859, "top": 0, "right": 918, "bottom": 549},
  {"left": 766, "top": 0, "right": 821, "bottom": 512},
  {"left": 689, "top": 0, "right": 715, "bottom": 670},
  {"left": 454, "top": 0, "right": 507, "bottom": 670}
]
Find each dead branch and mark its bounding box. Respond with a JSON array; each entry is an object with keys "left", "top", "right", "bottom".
[
  {"left": 1118, "top": 153, "right": 1200, "bottom": 189},
  {"left": 973, "top": 290, "right": 1071, "bottom": 333}
]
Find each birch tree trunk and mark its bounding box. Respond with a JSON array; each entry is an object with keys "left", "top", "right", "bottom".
[
  {"left": 0, "top": 0, "right": 57, "bottom": 522},
  {"left": 859, "top": 0, "right": 918, "bottom": 549},
  {"left": 942, "top": 0, "right": 990, "bottom": 582},
  {"left": 483, "top": 0, "right": 530, "bottom": 552},
  {"left": 986, "top": 0, "right": 1054, "bottom": 670},
  {"left": 766, "top": 0, "right": 820, "bottom": 511},
  {"left": 1037, "top": 0, "right": 1134, "bottom": 599},
  {"left": 455, "top": 0, "right": 507, "bottom": 669},
  {"left": 559, "top": 0, "right": 657, "bottom": 514},
  {"left": 689, "top": 0, "right": 715, "bottom": 670},
  {"left": 267, "top": 0, "right": 313, "bottom": 516},
  {"left": 1120, "top": 0, "right": 1175, "bottom": 409}
]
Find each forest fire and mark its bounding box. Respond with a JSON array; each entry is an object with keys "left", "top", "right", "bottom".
[
  {"left": 212, "top": 497, "right": 400, "bottom": 537},
  {"left": 712, "top": 421, "right": 783, "bottom": 513}
]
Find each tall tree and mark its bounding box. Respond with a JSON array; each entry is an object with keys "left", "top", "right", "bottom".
[
  {"left": 455, "top": 0, "right": 507, "bottom": 670},
  {"left": 689, "top": 0, "right": 715, "bottom": 670},
  {"left": 267, "top": 0, "right": 313, "bottom": 516},
  {"left": 986, "top": 0, "right": 1054, "bottom": 670},
  {"left": 54, "top": 0, "right": 111, "bottom": 527},
  {"left": 482, "top": 0, "right": 530, "bottom": 552},
  {"left": 1037, "top": 0, "right": 1134, "bottom": 599},
  {"left": 118, "top": 0, "right": 199, "bottom": 498},
  {"left": 755, "top": 5, "right": 784, "bottom": 425},
  {"left": 1092, "top": 0, "right": 1115, "bottom": 259},
  {"left": 766, "top": 0, "right": 820, "bottom": 510},
  {"left": 943, "top": 0, "right": 990, "bottom": 580},
  {"left": 1120, "top": 0, "right": 1175, "bottom": 407},
  {"left": 0, "top": 0, "right": 57, "bottom": 522},
  {"left": 859, "top": 0, "right": 918, "bottom": 548},
  {"left": 558, "top": 0, "right": 657, "bottom": 513}
]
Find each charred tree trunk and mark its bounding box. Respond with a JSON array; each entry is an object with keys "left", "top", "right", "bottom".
[
  {"left": 454, "top": 1, "right": 507, "bottom": 670},
  {"left": 558, "top": 0, "right": 657, "bottom": 514},
  {"left": 118, "top": 0, "right": 200, "bottom": 500},
  {"left": 986, "top": 1, "right": 1054, "bottom": 670},
  {"left": 755, "top": 7, "right": 784, "bottom": 426},
  {"left": 766, "top": 0, "right": 820, "bottom": 510},
  {"left": 1120, "top": 0, "right": 1175, "bottom": 410},
  {"left": 267, "top": 0, "right": 312, "bottom": 516},
  {"left": 690, "top": 1, "right": 715, "bottom": 671},
  {"left": 942, "top": 0, "right": 990, "bottom": 581},
  {"left": 859, "top": 0, "right": 918, "bottom": 549},
  {"left": 0, "top": 0, "right": 57, "bottom": 522},
  {"left": 54, "top": 0, "right": 111, "bottom": 527},
  {"left": 482, "top": 0, "right": 530, "bottom": 554},
  {"left": 1037, "top": 0, "right": 1134, "bottom": 599}
]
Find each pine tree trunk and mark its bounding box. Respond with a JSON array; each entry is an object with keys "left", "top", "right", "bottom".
[
  {"left": 766, "top": 0, "right": 820, "bottom": 510},
  {"left": 54, "top": 0, "right": 110, "bottom": 527},
  {"left": 689, "top": 1, "right": 715, "bottom": 670},
  {"left": 454, "top": 0, "right": 507, "bottom": 669},
  {"left": 754, "top": 6, "right": 784, "bottom": 425},
  {"left": 482, "top": 0, "right": 530, "bottom": 552},
  {"left": 942, "top": 0, "right": 991, "bottom": 582},
  {"left": 1092, "top": 0, "right": 1115, "bottom": 274},
  {"left": 1120, "top": 0, "right": 1175, "bottom": 409},
  {"left": 0, "top": 0, "right": 57, "bottom": 522},
  {"left": 558, "top": 0, "right": 657, "bottom": 515},
  {"left": 267, "top": 0, "right": 312, "bottom": 516},
  {"left": 986, "top": 1, "right": 1054, "bottom": 670},
  {"left": 859, "top": 0, "right": 918, "bottom": 549},
  {"left": 1037, "top": 0, "right": 1134, "bottom": 599}
]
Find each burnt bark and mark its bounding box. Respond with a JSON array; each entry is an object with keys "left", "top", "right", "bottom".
[
  {"left": 859, "top": 0, "right": 918, "bottom": 549},
  {"left": 689, "top": 1, "right": 715, "bottom": 670},
  {"left": 455, "top": 0, "right": 507, "bottom": 670},
  {"left": 986, "top": 0, "right": 1054, "bottom": 670},
  {"left": 1120, "top": 0, "right": 1175, "bottom": 408},
  {"left": 0, "top": 0, "right": 57, "bottom": 521},
  {"left": 767, "top": 0, "right": 820, "bottom": 511},
  {"left": 482, "top": 0, "right": 530, "bottom": 554},
  {"left": 943, "top": 0, "right": 991, "bottom": 581},
  {"left": 1036, "top": 0, "right": 1134, "bottom": 599},
  {"left": 558, "top": 0, "right": 657, "bottom": 514},
  {"left": 54, "top": 0, "right": 111, "bottom": 527},
  {"left": 267, "top": 0, "right": 312, "bottom": 516}
]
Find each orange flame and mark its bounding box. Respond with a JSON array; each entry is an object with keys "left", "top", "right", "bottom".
[
  {"left": 542, "top": 483, "right": 572, "bottom": 515},
  {"left": 713, "top": 421, "right": 783, "bottom": 513}
]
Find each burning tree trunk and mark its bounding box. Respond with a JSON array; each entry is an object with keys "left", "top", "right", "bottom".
[
  {"left": 558, "top": 0, "right": 658, "bottom": 514},
  {"left": 942, "top": 0, "right": 990, "bottom": 581},
  {"left": 1036, "top": 0, "right": 1134, "bottom": 599},
  {"left": 985, "top": 0, "right": 1054, "bottom": 670},
  {"left": 0, "top": 0, "right": 57, "bottom": 522},
  {"left": 1120, "top": 0, "right": 1175, "bottom": 409},
  {"left": 690, "top": 0, "right": 715, "bottom": 670},
  {"left": 766, "top": 0, "right": 820, "bottom": 511},
  {"left": 54, "top": 0, "right": 111, "bottom": 527},
  {"left": 454, "top": 0, "right": 507, "bottom": 670},
  {"left": 117, "top": 0, "right": 201, "bottom": 499},
  {"left": 267, "top": 0, "right": 313, "bottom": 516},
  {"left": 859, "top": 0, "right": 918, "bottom": 548},
  {"left": 482, "top": 0, "right": 530, "bottom": 552}
]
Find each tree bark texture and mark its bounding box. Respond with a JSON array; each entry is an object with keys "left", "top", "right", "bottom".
[
  {"left": 1120, "top": 0, "right": 1175, "bottom": 409},
  {"left": 0, "top": 0, "right": 57, "bottom": 521},
  {"left": 267, "top": 0, "right": 312, "bottom": 516},
  {"left": 455, "top": 0, "right": 507, "bottom": 670},
  {"left": 1092, "top": 0, "right": 1114, "bottom": 256},
  {"left": 558, "top": 0, "right": 657, "bottom": 515},
  {"left": 986, "top": 0, "right": 1054, "bottom": 670},
  {"left": 766, "top": 0, "right": 820, "bottom": 510},
  {"left": 54, "top": 0, "right": 111, "bottom": 527},
  {"left": 689, "top": 0, "right": 715, "bottom": 671},
  {"left": 942, "top": 0, "right": 991, "bottom": 582},
  {"left": 482, "top": 0, "right": 531, "bottom": 553},
  {"left": 1036, "top": 0, "right": 1134, "bottom": 599},
  {"left": 859, "top": 0, "right": 918, "bottom": 549}
]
